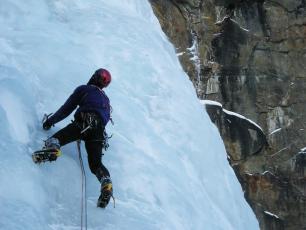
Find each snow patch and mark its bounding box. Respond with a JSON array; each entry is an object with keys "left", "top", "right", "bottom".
[
  {"left": 300, "top": 147, "right": 306, "bottom": 152},
  {"left": 264, "top": 211, "right": 280, "bottom": 219},
  {"left": 200, "top": 99, "right": 222, "bottom": 107},
  {"left": 223, "top": 109, "right": 263, "bottom": 131},
  {"left": 269, "top": 128, "right": 282, "bottom": 135}
]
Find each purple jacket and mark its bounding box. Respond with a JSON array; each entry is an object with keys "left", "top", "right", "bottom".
[{"left": 48, "top": 85, "right": 111, "bottom": 126}]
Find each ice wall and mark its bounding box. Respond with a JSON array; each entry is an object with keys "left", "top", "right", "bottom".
[{"left": 0, "top": 1, "right": 259, "bottom": 229}]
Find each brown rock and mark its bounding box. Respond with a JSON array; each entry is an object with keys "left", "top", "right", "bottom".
[{"left": 149, "top": 0, "right": 306, "bottom": 229}]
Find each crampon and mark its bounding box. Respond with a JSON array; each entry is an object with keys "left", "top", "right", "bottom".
[{"left": 32, "top": 148, "right": 61, "bottom": 164}]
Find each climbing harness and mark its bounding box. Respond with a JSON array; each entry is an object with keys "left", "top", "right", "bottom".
[
  {"left": 77, "top": 112, "right": 100, "bottom": 134},
  {"left": 77, "top": 140, "right": 87, "bottom": 230},
  {"left": 76, "top": 112, "right": 112, "bottom": 152}
]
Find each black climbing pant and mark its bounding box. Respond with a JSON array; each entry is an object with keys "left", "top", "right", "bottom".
[{"left": 52, "top": 119, "right": 110, "bottom": 181}]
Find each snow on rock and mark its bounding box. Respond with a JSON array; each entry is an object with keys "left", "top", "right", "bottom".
[
  {"left": 264, "top": 211, "right": 280, "bottom": 219},
  {"left": 269, "top": 128, "right": 282, "bottom": 136},
  {"left": 223, "top": 109, "right": 263, "bottom": 131},
  {"left": 201, "top": 99, "right": 263, "bottom": 131},
  {"left": 0, "top": 1, "right": 259, "bottom": 230},
  {"left": 300, "top": 147, "right": 306, "bottom": 152},
  {"left": 200, "top": 99, "right": 222, "bottom": 107}
]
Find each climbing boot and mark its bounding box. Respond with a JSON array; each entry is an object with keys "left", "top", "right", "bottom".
[
  {"left": 97, "top": 177, "right": 113, "bottom": 208},
  {"left": 32, "top": 137, "right": 61, "bottom": 163}
]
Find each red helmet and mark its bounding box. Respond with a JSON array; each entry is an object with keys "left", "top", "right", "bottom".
[
  {"left": 89, "top": 68, "right": 111, "bottom": 88},
  {"left": 98, "top": 68, "right": 111, "bottom": 87}
]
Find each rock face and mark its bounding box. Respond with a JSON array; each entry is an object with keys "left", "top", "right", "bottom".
[
  {"left": 149, "top": 1, "right": 306, "bottom": 229},
  {"left": 204, "top": 100, "right": 268, "bottom": 161}
]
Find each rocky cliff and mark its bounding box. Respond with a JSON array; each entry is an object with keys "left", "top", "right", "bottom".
[{"left": 149, "top": 1, "right": 306, "bottom": 229}]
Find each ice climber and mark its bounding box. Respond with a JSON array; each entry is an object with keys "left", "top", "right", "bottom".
[{"left": 37, "top": 68, "right": 113, "bottom": 208}]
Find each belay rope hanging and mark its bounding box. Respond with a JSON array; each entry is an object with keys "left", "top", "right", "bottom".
[{"left": 77, "top": 140, "right": 88, "bottom": 230}]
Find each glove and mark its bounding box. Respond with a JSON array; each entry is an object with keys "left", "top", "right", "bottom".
[{"left": 43, "top": 119, "right": 52, "bottom": 130}]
